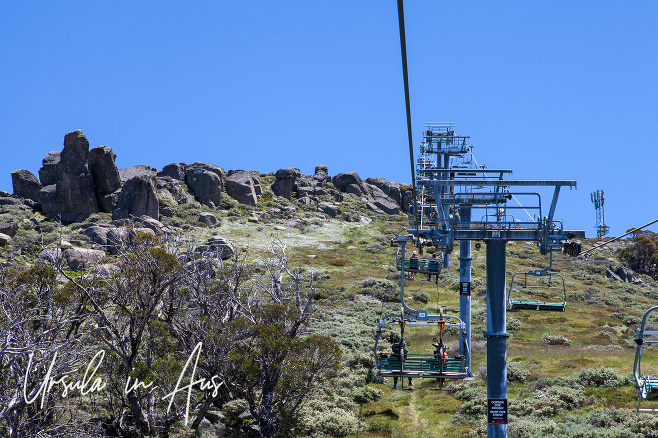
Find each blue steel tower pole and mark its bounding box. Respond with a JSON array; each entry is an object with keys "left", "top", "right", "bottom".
[
  {"left": 486, "top": 239, "right": 508, "bottom": 437},
  {"left": 443, "top": 153, "right": 450, "bottom": 269},
  {"left": 459, "top": 205, "right": 472, "bottom": 377}
]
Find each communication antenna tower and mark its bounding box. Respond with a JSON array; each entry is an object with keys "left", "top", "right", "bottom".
[{"left": 590, "top": 190, "right": 609, "bottom": 238}]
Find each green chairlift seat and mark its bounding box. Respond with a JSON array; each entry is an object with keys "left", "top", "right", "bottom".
[
  {"left": 378, "top": 353, "right": 467, "bottom": 389},
  {"left": 378, "top": 354, "right": 466, "bottom": 378},
  {"left": 634, "top": 306, "right": 658, "bottom": 412},
  {"left": 507, "top": 258, "right": 567, "bottom": 312},
  {"left": 396, "top": 257, "right": 442, "bottom": 276}
]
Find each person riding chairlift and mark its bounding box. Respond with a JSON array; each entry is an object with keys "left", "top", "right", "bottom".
[
  {"left": 391, "top": 341, "right": 413, "bottom": 389},
  {"left": 409, "top": 251, "right": 419, "bottom": 280}
]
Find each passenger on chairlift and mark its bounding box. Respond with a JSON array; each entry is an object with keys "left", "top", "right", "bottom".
[
  {"left": 391, "top": 341, "right": 413, "bottom": 389},
  {"left": 433, "top": 339, "right": 449, "bottom": 361},
  {"left": 427, "top": 253, "right": 440, "bottom": 283},
  {"left": 409, "top": 251, "right": 419, "bottom": 279}
]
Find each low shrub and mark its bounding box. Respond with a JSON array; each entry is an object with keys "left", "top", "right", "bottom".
[
  {"left": 570, "top": 367, "right": 621, "bottom": 387},
  {"left": 221, "top": 398, "right": 249, "bottom": 429},
  {"left": 365, "top": 244, "right": 386, "bottom": 254},
  {"left": 610, "top": 312, "right": 642, "bottom": 326},
  {"left": 507, "top": 317, "right": 522, "bottom": 331},
  {"left": 307, "top": 408, "right": 362, "bottom": 437},
  {"left": 346, "top": 351, "right": 375, "bottom": 370},
  {"left": 352, "top": 386, "right": 383, "bottom": 405},
  {"left": 411, "top": 291, "right": 430, "bottom": 303},
  {"left": 360, "top": 278, "right": 399, "bottom": 302},
  {"left": 451, "top": 384, "right": 486, "bottom": 402},
  {"left": 365, "top": 367, "right": 385, "bottom": 384},
  {"left": 507, "top": 363, "right": 531, "bottom": 382},
  {"left": 540, "top": 334, "right": 572, "bottom": 346}
]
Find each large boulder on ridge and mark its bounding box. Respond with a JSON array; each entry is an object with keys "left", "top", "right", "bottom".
[
  {"left": 365, "top": 177, "right": 402, "bottom": 206},
  {"left": 313, "top": 164, "right": 331, "bottom": 183},
  {"left": 158, "top": 163, "right": 186, "bottom": 181},
  {"left": 195, "top": 236, "right": 234, "bottom": 260},
  {"left": 89, "top": 146, "right": 121, "bottom": 195},
  {"left": 185, "top": 164, "right": 223, "bottom": 208},
  {"left": 271, "top": 168, "right": 301, "bottom": 200},
  {"left": 118, "top": 165, "right": 155, "bottom": 183},
  {"left": 112, "top": 174, "right": 159, "bottom": 220},
  {"left": 39, "top": 130, "right": 98, "bottom": 223},
  {"left": 332, "top": 172, "right": 366, "bottom": 196},
  {"left": 11, "top": 169, "right": 41, "bottom": 202},
  {"left": 39, "top": 152, "right": 60, "bottom": 186},
  {"left": 225, "top": 170, "right": 259, "bottom": 206},
  {"left": 363, "top": 184, "right": 399, "bottom": 215}
]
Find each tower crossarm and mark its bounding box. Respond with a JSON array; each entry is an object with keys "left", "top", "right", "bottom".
[{"left": 407, "top": 178, "right": 583, "bottom": 254}]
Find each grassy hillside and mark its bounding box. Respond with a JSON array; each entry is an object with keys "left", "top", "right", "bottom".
[{"left": 1, "top": 192, "right": 657, "bottom": 437}]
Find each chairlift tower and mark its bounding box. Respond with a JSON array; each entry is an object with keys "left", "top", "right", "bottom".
[
  {"left": 590, "top": 190, "right": 609, "bottom": 238},
  {"left": 395, "top": 123, "right": 585, "bottom": 438}
]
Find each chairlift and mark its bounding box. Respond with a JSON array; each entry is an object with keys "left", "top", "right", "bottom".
[
  {"left": 634, "top": 306, "right": 658, "bottom": 413},
  {"left": 507, "top": 252, "right": 566, "bottom": 311},
  {"left": 374, "top": 308, "right": 469, "bottom": 388},
  {"left": 395, "top": 245, "right": 442, "bottom": 277}
]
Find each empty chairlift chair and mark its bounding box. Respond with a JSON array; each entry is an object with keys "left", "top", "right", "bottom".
[
  {"left": 507, "top": 253, "right": 566, "bottom": 312},
  {"left": 634, "top": 306, "right": 658, "bottom": 413}
]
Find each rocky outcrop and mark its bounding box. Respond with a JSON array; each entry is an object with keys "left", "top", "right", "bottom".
[
  {"left": 133, "top": 215, "right": 167, "bottom": 233},
  {"left": 332, "top": 172, "right": 363, "bottom": 192},
  {"left": 271, "top": 168, "right": 301, "bottom": 199},
  {"left": 313, "top": 165, "right": 331, "bottom": 183},
  {"left": 89, "top": 146, "right": 121, "bottom": 212},
  {"left": 63, "top": 247, "right": 106, "bottom": 271},
  {"left": 363, "top": 184, "right": 400, "bottom": 215},
  {"left": 188, "top": 162, "right": 225, "bottom": 180},
  {"left": 11, "top": 169, "right": 41, "bottom": 202},
  {"left": 332, "top": 172, "right": 368, "bottom": 197},
  {"left": 156, "top": 177, "right": 193, "bottom": 206},
  {"left": 89, "top": 147, "right": 121, "bottom": 193},
  {"left": 0, "top": 233, "right": 11, "bottom": 246},
  {"left": 158, "top": 163, "right": 186, "bottom": 181},
  {"left": 0, "top": 197, "right": 28, "bottom": 207},
  {"left": 199, "top": 212, "right": 218, "bottom": 227},
  {"left": 39, "top": 152, "right": 60, "bottom": 186},
  {"left": 97, "top": 193, "right": 119, "bottom": 212},
  {"left": 607, "top": 265, "right": 636, "bottom": 283},
  {"left": 366, "top": 177, "right": 402, "bottom": 206},
  {"left": 318, "top": 202, "right": 341, "bottom": 218},
  {"left": 118, "top": 165, "right": 155, "bottom": 183},
  {"left": 195, "top": 236, "right": 234, "bottom": 260},
  {"left": 185, "top": 164, "right": 223, "bottom": 207},
  {"left": 112, "top": 174, "right": 159, "bottom": 220},
  {"left": 225, "top": 170, "right": 259, "bottom": 206},
  {"left": 39, "top": 130, "right": 99, "bottom": 223},
  {"left": 252, "top": 174, "right": 263, "bottom": 197},
  {"left": 0, "top": 221, "right": 18, "bottom": 237},
  {"left": 38, "top": 245, "right": 106, "bottom": 270},
  {"left": 401, "top": 188, "right": 413, "bottom": 212}
]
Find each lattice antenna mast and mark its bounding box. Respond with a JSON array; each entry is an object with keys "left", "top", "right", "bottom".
[{"left": 590, "top": 190, "right": 609, "bottom": 238}]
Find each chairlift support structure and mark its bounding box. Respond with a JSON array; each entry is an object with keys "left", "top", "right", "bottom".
[
  {"left": 634, "top": 306, "right": 658, "bottom": 413},
  {"left": 397, "top": 123, "right": 584, "bottom": 438}
]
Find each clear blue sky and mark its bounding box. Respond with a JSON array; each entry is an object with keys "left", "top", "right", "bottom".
[{"left": 1, "top": 1, "right": 656, "bottom": 237}]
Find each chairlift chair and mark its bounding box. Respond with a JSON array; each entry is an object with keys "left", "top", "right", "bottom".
[
  {"left": 374, "top": 312, "right": 469, "bottom": 388},
  {"left": 634, "top": 306, "right": 658, "bottom": 413},
  {"left": 507, "top": 253, "right": 567, "bottom": 311},
  {"left": 395, "top": 246, "right": 442, "bottom": 277}
]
